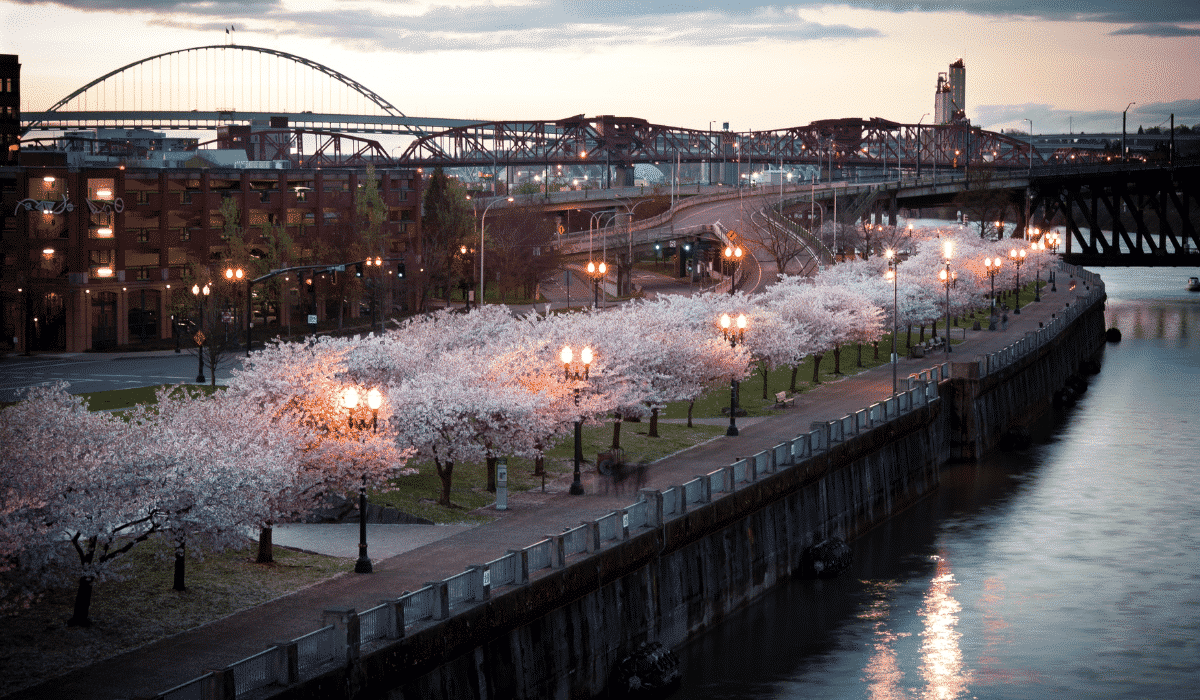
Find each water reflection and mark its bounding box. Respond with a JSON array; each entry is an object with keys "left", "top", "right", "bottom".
[
  {"left": 861, "top": 581, "right": 907, "bottom": 700},
  {"left": 1107, "top": 301, "right": 1200, "bottom": 342},
  {"left": 917, "top": 555, "right": 967, "bottom": 699}
]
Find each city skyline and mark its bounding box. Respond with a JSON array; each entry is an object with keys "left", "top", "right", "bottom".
[{"left": 3, "top": 0, "right": 1199, "bottom": 136}]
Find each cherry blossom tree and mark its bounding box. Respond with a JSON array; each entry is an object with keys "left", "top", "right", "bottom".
[{"left": 230, "top": 337, "right": 411, "bottom": 563}]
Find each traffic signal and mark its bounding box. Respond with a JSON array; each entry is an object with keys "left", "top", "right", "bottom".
[
  {"left": 396, "top": 263, "right": 406, "bottom": 279},
  {"left": 354, "top": 262, "right": 363, "bottom": 278}
]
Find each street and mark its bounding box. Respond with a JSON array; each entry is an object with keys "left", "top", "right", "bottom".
[{"left": 0, "top": 350, "right": 242, "bottom": 403}]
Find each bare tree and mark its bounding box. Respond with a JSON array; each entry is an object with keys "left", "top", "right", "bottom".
[{"left": 735, "top": 199, "right": 810, "bottom": 276}]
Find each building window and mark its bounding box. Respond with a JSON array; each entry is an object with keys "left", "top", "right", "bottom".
[
  {"left": 173, "top": 227, "right": 188, "bottom": 242},
  {"left": 137, "top": 230, "right": 150, "bottom": 243}
]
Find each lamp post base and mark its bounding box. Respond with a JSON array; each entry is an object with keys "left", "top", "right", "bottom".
[{"left": 726, "top": 423, "right": 739, "bottom": 437}]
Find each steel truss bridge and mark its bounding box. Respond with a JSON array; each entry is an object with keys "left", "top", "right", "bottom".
[
  {"left": 21, "top": 44, "right": 1038, "bottom": 174},
  {"left": 19, "top": 44, "right": 1197, "bottom": 265}
]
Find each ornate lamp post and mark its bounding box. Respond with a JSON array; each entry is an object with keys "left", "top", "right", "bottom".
[
  {"left": 342, "top": 385, "right": 383, "bottom": 574},
  {"left": 884, "top": 249, "right": 900, "bottom": 395},
  {"left": 938, "top": 241, "right": 953, "bottom": 355},
  {"left": 1008, "top": 247, "right": 1027, "bottom": 314},
  {"left": 724, "top": 245, "right": 743, "bottom": 295},
  {"left": 587, "top": 260, "right": 607, "bottom": 308},
  {"left": 191, "top": 283, "right": 210, "bottom": 382},
  {"left": 719, "top": 312, "right": 747, "bottom": 436},
  {"left": 984, "top": 257, "right": 1002, "bottom": 330},
  {"left": 560, "top": 345, "right": 592, "bottom": 495},
  {"left": 223, "top": 267, "right": 244, "bottom": 349}
]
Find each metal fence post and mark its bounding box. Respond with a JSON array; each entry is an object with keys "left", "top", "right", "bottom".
[{"left": 468, "top": 564, "right": 491, "bottom": 602}]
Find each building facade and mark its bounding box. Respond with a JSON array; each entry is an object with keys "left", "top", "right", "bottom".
[{"left": 3, "top": 130, "right": 421, "bottom": 352}]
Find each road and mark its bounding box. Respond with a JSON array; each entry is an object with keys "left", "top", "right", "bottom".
[{"left": 0, "top": 350, "right": 242, "bottom": 403}]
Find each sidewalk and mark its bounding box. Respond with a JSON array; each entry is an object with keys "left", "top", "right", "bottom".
[{"left": 10, "top": 286, "right": 1091, "bottom": 700}]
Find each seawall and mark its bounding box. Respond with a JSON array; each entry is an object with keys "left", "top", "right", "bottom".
[{"left": 215, "top": 271, "right": 1108, "bottom": 700}]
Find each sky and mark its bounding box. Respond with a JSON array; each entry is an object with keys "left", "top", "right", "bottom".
[{"left": 3, "top": 0, "right": 1199, "bottom": 136}]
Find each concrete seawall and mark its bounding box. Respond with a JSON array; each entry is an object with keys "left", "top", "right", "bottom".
[{"left": 262, "top": 279, "right": 1107, "bottom": 700}]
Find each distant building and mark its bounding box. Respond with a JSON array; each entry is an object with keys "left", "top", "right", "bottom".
[
  {"left": 934, "top": 59, "right": 967, "bottom": 125},
  {"left": 0, "top": 55, "right": 18, "bottom": 165},
  {"left": 3, "top": 126, "right": 422, "bottom": 352}
]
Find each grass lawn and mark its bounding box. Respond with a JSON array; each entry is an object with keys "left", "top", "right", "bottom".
[
  {"left": 0, "top": 538, "right": 353, "bottom": 697},
  {"left": 368, "top": 421, "right": 726, "bottom": 523}
]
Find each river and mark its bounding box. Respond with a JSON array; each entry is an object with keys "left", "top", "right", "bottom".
[{"left": 671, "top": 266, "right": 1200, "bottom": 699}]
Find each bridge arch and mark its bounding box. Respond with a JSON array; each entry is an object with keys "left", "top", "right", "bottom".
[{"left": 28, "top": 44, "right": 406, "bottom": 130}]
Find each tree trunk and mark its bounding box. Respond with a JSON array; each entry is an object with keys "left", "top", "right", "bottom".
[
  {"left": 533, "top": 455, "right": 544, "bottom": 476},
  {"left": 857, "top": 342, "right": 864, "bottom": 367},
  {"left": 436, "top": 458, "right": 454, "bottom": 507},
  {"left": 811, "top": 354, "right": 824, "bottom": 383},
  {"left": 67, "top": 576, "right": 95, "bottom": 627},
  {"left": 687, "top": 399, "right": 695, "bottom": 428},
  {"left": 648, "top": 406, "right": 660, "bottom": 438},
  {"left": 790, "top": 365, "right": 798, "bottom": 392},
  {"left": 173, "top": 540, "right": 187, "bottom": 592},
  {"left": 611, "top": 413, "right": 622, "bottom": 450},
  {"left": 906, "top": 324, "right": 912, "bottom": 348},
  {"left": 833, "top": 345, "right": 842, "bottom": 375},
  {"left": 256, "top": 526, "right": 274, "bottom": 564},
  {"left": 760, "top": 364, "right": 770, "bottom": 400},
  {"left": 873, "top": 340, "right": 879, "bottom": 360},
  {"left": 486, "top": 456, "right": 497, "bottom": 493},
  {"left": 919, "top": 324, "right": 926, "bottom": 342}
]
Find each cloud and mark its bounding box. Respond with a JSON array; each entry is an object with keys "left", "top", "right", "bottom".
[
  {"left": 1109, "top": 23, "right": 1200, "bottom": 37},
  {"left": 12, "top": 0, "right": 1200, "bottom": 51},
  {"left": 144, "top": 3, "right": 882, "bottom": 52}
]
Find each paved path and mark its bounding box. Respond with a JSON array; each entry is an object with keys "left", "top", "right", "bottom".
[{"left": 9, "top": 283, "right": 1096, "bottom": 700}]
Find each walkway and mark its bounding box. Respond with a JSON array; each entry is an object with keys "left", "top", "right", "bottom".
[{"left": 9, "top": 282, "right": 1096, "bottom": 700}]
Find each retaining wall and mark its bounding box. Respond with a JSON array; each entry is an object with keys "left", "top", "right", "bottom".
[{"left": 170, "top": 268, "right": 1107, "bottom": 700}]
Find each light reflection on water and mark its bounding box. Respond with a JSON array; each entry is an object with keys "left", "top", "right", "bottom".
[{"left": 671, "top": 270, "right": 1200, "bottom": 700}]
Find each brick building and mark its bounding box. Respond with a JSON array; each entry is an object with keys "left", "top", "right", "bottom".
[{"left": 2, "top": 128, "right": 421, "bottom": 352}]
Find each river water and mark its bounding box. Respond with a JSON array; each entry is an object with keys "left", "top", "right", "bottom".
[{"left": 672, "top": 267, "right": 1200, "bottom": 699}]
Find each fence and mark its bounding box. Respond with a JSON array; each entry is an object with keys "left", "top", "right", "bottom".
[
  {"left": 972, "top": 264, "right": 1104, "bottom": 378},
  {"left": 154, "top": 273, "right": 1104, "bottom": 697}
]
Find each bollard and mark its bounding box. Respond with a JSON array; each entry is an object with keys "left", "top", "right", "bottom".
[{"left": 496, "top": 457, "right": 508, "bottom": 510}]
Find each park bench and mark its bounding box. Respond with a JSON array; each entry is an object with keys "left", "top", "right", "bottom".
[{"left": 772, "top": 391, "right": 796, "bottom": 409}]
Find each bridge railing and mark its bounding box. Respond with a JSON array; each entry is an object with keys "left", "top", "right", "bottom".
[{"left": 972, "top": 264, "right": 1104, "bottom": 378}]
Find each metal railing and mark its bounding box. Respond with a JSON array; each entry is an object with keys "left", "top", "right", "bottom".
[{"left": 155, "top": 290, "right": 1101, "bottom": 697}]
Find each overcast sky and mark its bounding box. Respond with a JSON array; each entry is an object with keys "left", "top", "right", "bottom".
[{"left": 3, "top": 0, "right": 1198, "bottom": 135}]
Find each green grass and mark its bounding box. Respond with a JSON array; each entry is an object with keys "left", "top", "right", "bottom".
[
  {"left": 76, "top": 383, "right": 222, "bottom": 411},
  {"left": 369, "top": 421, "right": 726, "bottom": 522}
]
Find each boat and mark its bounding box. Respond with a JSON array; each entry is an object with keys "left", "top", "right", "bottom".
[{"left": 1188, "top": 277, "right": 1200, "bottom": 292}]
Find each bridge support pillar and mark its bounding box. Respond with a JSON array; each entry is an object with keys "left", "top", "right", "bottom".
[{"left": 613, "top": 164, "right": 635, "bottom": 188}]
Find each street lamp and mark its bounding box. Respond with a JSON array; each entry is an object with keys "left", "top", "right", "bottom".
[
  {"left": 560, "top": 345, "right": 592, "bottom": 496},
  {"left": 479, "top": 196, "right": 513, "bottom": 307},
  {"left": 939, "top": 241, "right": 953, "bottom": 355},
  {"left": 884, "top": 249, "right": 900, "bottom": 395},
  {"left": 223, "top": 267, "right": 244, "bottom": 349},
  {"left": 724, "top": 245, "right": 743, "bottom": 295},
  {"left": 191, "top": 283, "right": 210, "bottom": 382},
  {"left": 1023, "top": 118, "right": 1033, "bottom": 175},
  {"left": 1122, "top": 102, "right": 1136, "bottom": 160},
  {"left": 719, "top": 313, "right": 747, "bottom": 437},
  {"left": 587, "top": 260, "right": 607, "bottom": 308},
  {"left": 1031, "top": 240, "right": 1045, "bottom": 302},
  {"left": 342, "top": 385, "right": 383, "bottom": 574},
  {"left": 1009, "top": 247, "right": 1027, "bottom": 314},
  {"left": 1045, "top": 231, "right": 1060, "bottom": 291},
  {"left": 984, "top": 257, "right": 1002, "bottom": 329}
]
